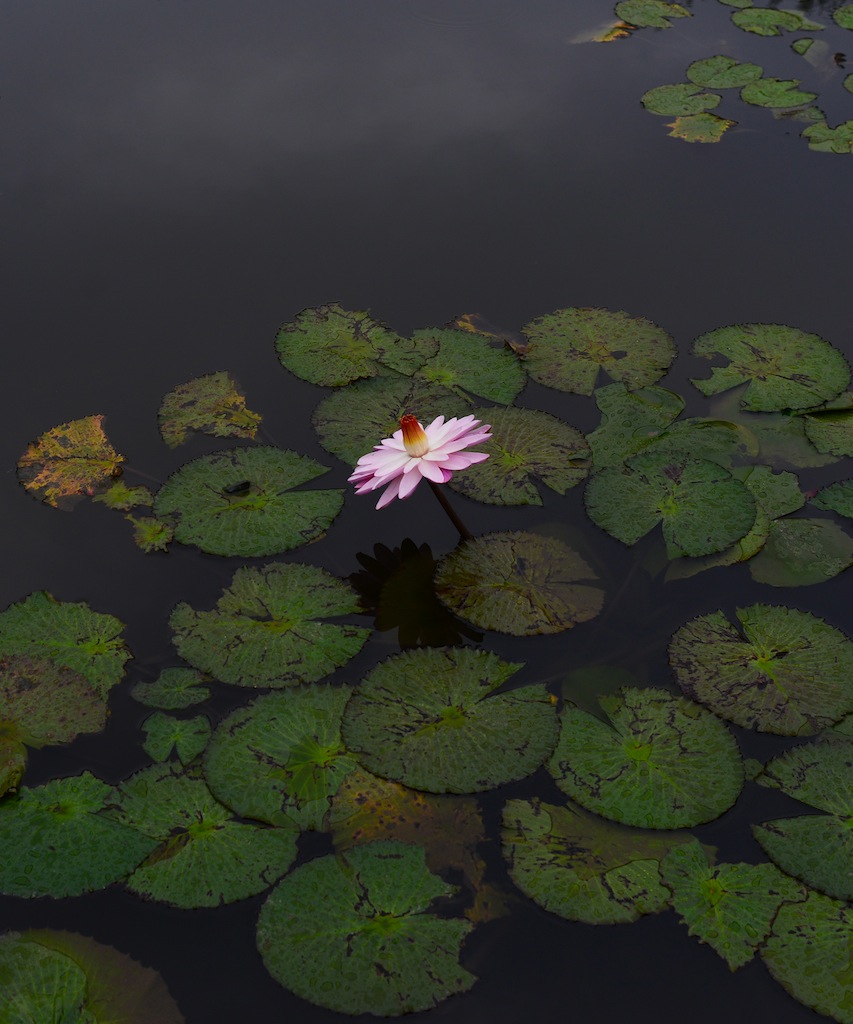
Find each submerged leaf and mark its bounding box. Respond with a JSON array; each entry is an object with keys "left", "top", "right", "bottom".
[
  {"left": 158, "top": 372, "right": 262, "bottom": 447},
  {"left": 0, "top": 934, "right": 90, "bottom": 1021},
  {"left": 747, "top": 518, "right": 853, "bottom": 586}
]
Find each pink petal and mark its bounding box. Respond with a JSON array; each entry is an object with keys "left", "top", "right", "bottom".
[
  {"left": 375, "top": 476, "right": 402, "bottom": 509},
  {"left": 417, "top": 458, "right": 447, "bottom": 483},
  {"left": 397, "top": 465, "right": 424, "bottom": 499}
]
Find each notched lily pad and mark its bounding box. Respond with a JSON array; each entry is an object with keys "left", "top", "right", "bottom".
[
  {"left": 158, "top": 371, "right": 262, "bottom": 447},
  {"left": 615, "top": 0, "right": 690, "bottom": 28},
  {"left": 802, "top": 118, "right": 853, "bottom": 153},
  {"left": 411, "top": 326, "right": 525, "bottom": 404},
  {"left": 434, "top": 531, "right": 604, "bottom": 636},
  {"left": 732, "top": 8, "right": 823, "bottom": 36},
  {"left": 127, "top": 514, "right": 174, "bottom": 553},
  {"left": 667, "top": 112, "right": 736, "bottom": 142},
  {"left": 142, "top": 712, "right": 210, "bottom": 765},
  {"left": 740, "top": 77, "right": 817, "bottom": 108},
  {"left": 686, "top": 55, "right": 763, "bottom": 88},
  {"left": 642, "top": 84, "right": 721, "bottom": 116},
  {"left": 93, "top": 481, "right": 154, "bottom": 510},
  {"left": 131, "top": 668, "right": 210, "bottom": 710}
]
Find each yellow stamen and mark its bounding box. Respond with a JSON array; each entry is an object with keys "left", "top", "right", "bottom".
[{"left": 400, "top": 415, "right": 430, "bottom": 457}]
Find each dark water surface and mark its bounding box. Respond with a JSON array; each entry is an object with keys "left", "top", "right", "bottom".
[{"left": 3, "top": 1, "right": 853, "bottom": 1021}]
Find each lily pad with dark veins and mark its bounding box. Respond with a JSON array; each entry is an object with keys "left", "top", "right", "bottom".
[
  {"left": 411, "top": 326, "right": 525, "bottom": 404},
  {"left": 142, "top": 712, "right": 210, "bottom": 765},
  {"left": 732, "top": 8, "right": 823, "bottom": 35},
  {"left": 158, "top": 371, "right": 262, "bottom": 447},
  {"left": 131, "top": 667, "right": 210, "bottom": 710}
]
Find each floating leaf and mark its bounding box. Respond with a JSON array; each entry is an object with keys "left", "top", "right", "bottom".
[
  {"left": 686, "top": 55, "right": 763, "bottom": 87},
  {"left": 204, "top": 685, "right": 357, "bottom": 830},
  {"left": 0, "top": 732, "right": 26, "bottom": 797},
  {"left": 142, "top": 713, "right": 210, "bottom": 765},
  {"left": 642, "top": 84, "right": 721, "bottom": 116},
  {"left": 171, "top": 562, "right": 369, "bottom": 688},
  {"left": 17, "top": 414, "right": 124, "bottom": 509},
  {"left": 127, "top": 514, "right": 174, "bottom": 553},
  {"left": 740, "top": 77, "right": 818, "bottom": 108},
  {"left": 669, "top": 604, "right": 853, "bottom": 735},
  {"left": 802, "top": 118, "right": 853, "bottom": 153},
  {"left": 732, "top": 8, "right": 823, "bottom": 35},
  {"left": 836, "top": 4, "right": 853, "bottom": 28},
  {"left": 0, "top": 934, "right": 90, "bottom": 1021},
  {"left": 584, "top": 452, "right": 757, "bottom": 557},
  {"left": 342, "top": 648, "right": 557, "bottom": 793},
  {"left": 548, "top": 688, "right": 743, "bottom": 829},
  {"left": 113, "top": 762, "right": 298, "bottom": 908},
  {"left": 615, "top": 0, "right": 690, "bottom": 28},
  {"left": 521, "top": 307, "right": 676, "bottom": 396},
  {"left": 0, "top": 591, "right": 130, "bottom": 699},
  {"left": 275, "top": 303, "right": 427, "bottom": 386},
  {"left": 804, "top": 399, "right": 853, "bottom": 455},
  {"left": 153, "top": 446, "right": 343, "bottom": 556},
  {"left": 434, "top": 531, "right": 604, "bottom": 636},
  {"left": 667, "top": 112, "right": 736, "bottom": 142},
  {"left": 131, "top": 668, "right": 210, "bottom": 710},
  {"left": 0, "top": 773, "right": 156, "bottom": 898},
  {"left": 502, "top": 798, "right": 689, "bottom": 925},
  {"left": 410, "top": 327, "right": 525, "bottom": 404},
  {"left": 691, "top": 324, "right": 850, "bottom": 411},
  {"left": 748, "top": 518, "right": 853, "bottom": 586},
  {"left": 660, "top": 839, "right": 804, "bottom": 969},
  {"left": 93, "top": 481, "right": 154, "bottom": 510},
  {"left": 445, "top": 406, "right": 590, "bottom": 506},
  {"left": 158, "top": 372, "right": 261, "bottom": 448},
  {"left": 813, "top": 479, "right": 853, "bottom": 520}
]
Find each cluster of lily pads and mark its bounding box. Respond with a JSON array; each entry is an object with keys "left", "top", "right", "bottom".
[
  {"left": 4, "top": 301, "right": 853, "bottom": 1020},
  {"left": 607, "top": 0, "right": 853, "bottom": 151}
]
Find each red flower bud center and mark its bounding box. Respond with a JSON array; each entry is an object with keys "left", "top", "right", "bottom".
[{"left": 400, "top": 415, "right": 430, "bottom": 457}]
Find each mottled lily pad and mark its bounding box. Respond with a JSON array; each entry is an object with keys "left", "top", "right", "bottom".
[
  {"left": 521, "top": 307, "right": 676, "bottom": 395},
  {"left": 170, "top": 562, "right": 369, "bottom": 688},
  {"left": 445, "top": 406, "right": 590, "bottom": 506},
  {"left": 342, "top": 648, "right": 557, "bottom": 793},
  {"left": 803, "top": 398, "right": 853, "bottom": 455},
  {"left": 502, "top": 798, "right": 690, "bottom": 925},
  {"left": 686, "top": 55, "right": 763, "bottom": 87},
  {"left": 547, "top": 688, "right": 743, "bottom": 829},
  {"left": 802, "top": 119, "right": 853, "bottom": 153},
  {"left": 153, "top": 446, "right": 343, "bottom": 557},
  {"left": 127, "top": 514, "right": 174, "bottom": 553},
  {"left": 732, "top": 8, "right": 823, "bottom": 35},
  {"left": 131, "top": 668, "right": 210, "bottom": 710},
  {"left": 410, "top": 327, "right": 525, "bottom": 404},
  {"left": 748, "top": 518, "right": 853, "bottom": 586},
  {"left": 642, "top": 84, "right": 721, "bottom": 116},
  {"left": 158, "top": 371, "right": 262, "bottom": 447},
  {"left": 142, "top": 713, "right": 210, "bottom": 765},
  {"left": 0, "top": 934, "right": 91, "bottom": 1022},
  {"left": 434, "top": 531, "right": 604, "bottom": 636},
  {"left": 204, "top": 685, "right": 358, "bottom": 830},
  {"left": 740, "top": 77, "right": 817, "bottom": 108},
  {"left": 669, "top": 604, "right": 853, "bottom": 735},
  {"left": 836, "top": 4, "right": 853, "bottom": 28},
  {"left": 813, "top": 479, "right": 853, "bottom": 519},
  {"left": 691, "top": 324, "right": 850, "bottom": 411},
  {"left": 93, "top": 480, "right": 154, "bottom": 510},
  {"left": 615, "top": 0, "right": 690, "bottom": 28},
  {"left": 667, "top": 112, "right": 736, "bottom": 142},
  {"left": 17, "top": 414, "right": 124, "bottom": 509}
]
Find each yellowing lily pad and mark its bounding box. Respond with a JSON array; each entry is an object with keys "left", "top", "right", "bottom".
[
  {"left": 158, "top": 371, "right": 262, "bottom": 448},
  {"left": 667, "top": 112, "right": 736, "bottom": 142}
]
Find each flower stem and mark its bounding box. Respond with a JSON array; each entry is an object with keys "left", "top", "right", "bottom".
[{"left": 427, "top": 482, "right": 472, "bottom": 542}]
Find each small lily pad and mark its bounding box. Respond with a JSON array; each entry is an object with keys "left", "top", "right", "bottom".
[
  {"left": 131, "top": 668, "right": 210, "bottom": 710},
  {"left": 732, "top": 8, "right": 823, "bottom": 35},
  {"left": 686, "top": 55, "right": 763, "bottom": 88},
  {"left": 142, "top": 713, "right": 210, "bottom": 765},
  {"left": 812, "top": 479, "right": 853, "bottom": 519},
  {"left": 342, "top": 648, "right": 558, "bottom": 793},
  {"left": 747, "top": 518, "right": 853, "bottom": 586},
  {"left": 615, "top": 0, "right": 690, "bottom": 28},
  {"left": 547, "top": 688, "right": 743, "bottom": 829},
  {"left": 411, "top": 327, "right": 525, "bottom": 404},
  {"left": 836, "top": 4, "right": 853, "bottom": 28},
  {"left": 158, "top": 372, "right": 262, "bottom": 447},
  {"left": 802, "top": 118, "right": 853, "bottom": 153},
  {"left": 669, "top": 604, "right": 853, "bottom": 735},
  {"left": 521, "top": 308, "right": 676, "bottom": 395},
  {"left": 642, "top": 84, "right": 721, "bottom": 116},
  {"left": 434, "top": 531, "right": 604, "bottom": 636},
  {"left": 740, "top": 77, "right": 818, "bottom": 108},
  {"left": 93, "top": 481, "right": 154, "bottom": 510},
  {"left": 257, "top": 840, "right": 476, "bottom": 1016},
  {"left": 667, "top": 112, "right": 736, "bottom": 142},
  {"left": 803, "top": 397, "right": 853, "bottom": 454},
  {"left": 170, "top": 562, "right": 370, "bottom": 688},
  {"left": 127, "top": 514, "right": 174, "bottom": 553}
]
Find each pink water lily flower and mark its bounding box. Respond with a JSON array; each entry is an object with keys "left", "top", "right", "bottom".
[{"left": 349, "top": 414, "right": 492, "bottom": 509}]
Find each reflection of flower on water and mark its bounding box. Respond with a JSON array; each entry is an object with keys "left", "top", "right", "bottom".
[{"left": 350, "top": 539, "right": 482, "bottom": 649}]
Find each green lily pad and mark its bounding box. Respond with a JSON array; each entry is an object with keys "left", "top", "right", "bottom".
[
  {"left": 445, "top": 406, "right": 590, "bottom": 506},
  {"left": 584, "top": 452, "right": 757, "bottom": 558},
  {"left": 521, "top": 308, "right": 676, "bottom": 395},
  {"left": 547, "top": 688, "right": 743, "bottom": 829},
  {"left": 131, "top": 668, "right": 210, "bottom": 710},
  {"left": 312, "top": 375, "right": 469, "bottom": 466},
  {"left": 753, "top": 737, "right": 853, "bottom": 899},
  {"left": 410, "top": 327, "right": 525, "bottom": 404},
  {"left": 661, "top": 839, "right": 805, "bottom": 970},
  {"left": 762, "top": 891, "right": 853, "bottom": 1023},
  {"left": 127, "top": 514, "right": 174, "bottom": 553},
  {"left": 342, "top": 648, "right": 558, "bottom": 793},
  {"left": 0, "top": 933, "right": 91, "bottom": 1022},
  {"left": 113, "top": 762, "right": 298, "bottom": 908},
  {"left": 0, "top": 591, "right": 130, "bottom": 699},
  {"left": 686, "top": 55, "right": 763, "bottom": 87},
  {"left": 158, "top": 371, "right": 262, "bottom": 448},
  {"left": 802, "top": 119, "right": 853, "bottom": 153},
  {"left": 142, "top": 713, "right": 210, "bottom": 765},
  {"left": 257, "top": 840, "right": 476, "bottom": 1016},
  {"left": 16, "top": 414, "right": 124, "bottom": 509},
  {"left": 502, "top": 797, "right": 689, "bottom": 925},
  {"left": 153, "top": 446, "right": 343, "bottom": 557},
  {"left": 642, "top": 84, "right": 721, "bottom": 116},
  {"left": 803, "top": 395, "right": 853, "bottom": 455},
  {"left": 170, "top": 562, "right": 369, "bottom": 688},
  {"left": 747, "top": 518, "right": 853, "bottom": 586},
  {"left": 0, "top": 773, "right": 156, "bottom": 898},
  {"left": 434, "top": 531, "right": 604, "bottom": 636},
  {"left": 836, "top": 4, "right": 853, "bottom": 28},
  {"left": 667, "top": 112, "right": 736, "bottom": 142},
  {"left": 615, "top": 0, "right": 690, "bottom": 28},
  {"left": 275, "top": 303, "right": 428, "bottom": 386},
  {"left": 204, "top": 685, "right": 358, "bottom": 830},
  {"left": 813, "top": 479, "right": 853, "bottom": 519},
  {"left": 732, "top": 8, "right": 823, "bottom": 35},
  {"left": 93, "top": 480, "right": 154, "bottom": 510},
  {"left": 692, "top": 324, "right": 850, "bottom": 411},
  {"left": 741, "top": 77, "right": 818, "bottom": 108},
  {"left": 669, "top": 604, "right": 853, "bottom": 735}
]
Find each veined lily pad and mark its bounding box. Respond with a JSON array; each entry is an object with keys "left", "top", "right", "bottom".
[
  {"left": 257, "top": 840, "right": 476, "bottom": 1016},
  {"left": 740, "top": 77, "right": 817, "bottom": 108},
  {"left": 615, "top": 0, "right": 689, "bottom": 28},
  {"left": 342, "top": 648, "right": 557, "bottom": 793},
  {"left": 686, "top": 55, "right": 763, "bottom": 87},
  {"left": 802, "top": 119, "right": 853, "bottom": 153},
  {"left": 93, "top": 480, "right": 154, "bottom": 510},
  {"left": 142, "top": 713, "right": 210, "bottom": 765},
  {"left": 753, "top": 737, "right": 853, "bottom": 900},
  {"left": 170, "top": 562, "right": 369, "bottom": 688},
  {"left": 411, "top": 327, "right": 525, "bottom": 404},
  {"left": 732, "top": 8, "right": 823, "bottom": 35},
  {"left": 204, "top": 685, "right": 358, "bottom": 830},
  {"left": 669, "top": 604, "right": 853, "bottom": 735},
  {"left": 17, "top": 414, "right": 124, "bottom": 509},
  {"left": 813, "top": 479, "right": 853, "bottom": 519},
  {"left": 747, "top": 518, "right": 853, "bottom": 586},
  {"left": 158, "top": 371, "right": 262, "bottom": 447},
  {"left": 642, "top": 84, "right": 721, "bottom": 116},
  {"left": 762, "top": 891, "right": 853, "bottom": 1023},
  {"left": 0, "top": 773, "right": 156, "bottom": 898},
  {"left": 547, "top": 688, "right": 743, "bottom": 829},
  {"left": 691, "top": 324, "right": 850, "bottom": 411},
  {"left": 446, "top": 406, "right": 590, "bottom": 506},
  {"left": 275, "top": 303, "right": 427, "bottom": 385},
  {"left": 0, "top": 934, "right": 91, "bottom": 1022},
  {"left": 502, "top": 798, "right": 690, "bottom": 925},
  {"left": 584, "top": 452, "right": 757, "bottom": 558},
  {"left": 0, "top": 591, "right": 130, "bottom": 699},
  {"left": 434, "top": 531, "right": 604, "bottom": 636},
  {"left": 667, "top": 113, "right": 736, "bottom": 142},
  {"left": 153, "top": 446, "right": 343, "bottom": 557},
  {"left": 803, "top": 398, "right": 853, "bottom": 455},
  {"left": 113, "top": 762, "right": 298, "bottom": 908},
  {"left": 131, "top": 668, "right": 210, "bottom": 710},
  {"left": 521, "top": 307, "right": 676, "bottom": 395}
]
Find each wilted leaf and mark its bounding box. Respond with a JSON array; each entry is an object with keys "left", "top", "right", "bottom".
[
  {"left": 158, "top": 371, "right": 262, "bottom": 448},
  {"left": 667, "top": 112, "right": 736, "bottom": 142}
]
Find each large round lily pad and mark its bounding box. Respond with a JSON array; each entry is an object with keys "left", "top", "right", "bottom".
[
  {"left": 521, "top": 307, "right": 676, "bottom": 396},
  {"left": 256, "top": 840, "right": 476, "bottom": 1016},
  {"left": 434, "top": 531, "right": 604, "bottom": 636},
  {"left": 686, "top": 55, "right": 763, "bottom": 88},
  {"left": 411, "top": 326, "right": 525, "bottom": 404},
  {"left": 641, "top": 83, "right": 721, "bottom": 116},
  {"left": 615, "top": 0, "right": 689, "bottom": 29},
  {"left": 669, "top": 604, "right": 853, "bottom": 735},
  {"left": 204, "top": 685, "right": 358, "bottom": 830},
  {"left": 170, "top": 562, "right": 370, "bottom": 688},
  {"left": 548, "top": 688, "right": 743, "bottom": 829},
  {"left": 342, "top": 648, "right": 558, "bottom": 793},
  {"left": 153, "top": 446, "right": 343, "bottom": 556}
]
